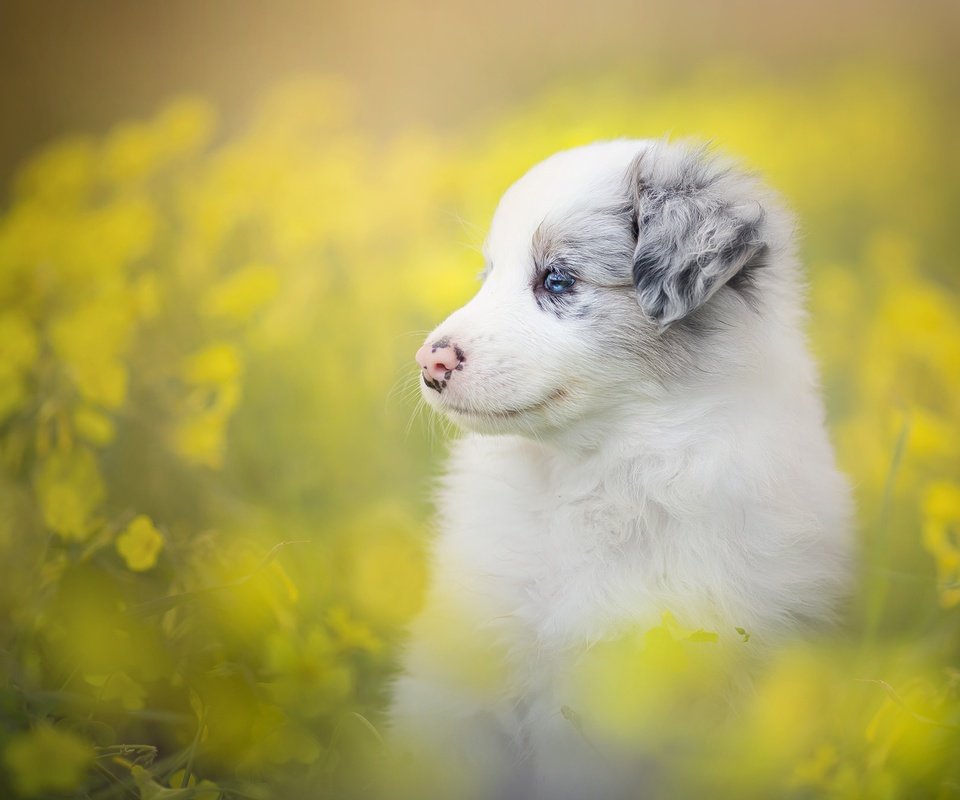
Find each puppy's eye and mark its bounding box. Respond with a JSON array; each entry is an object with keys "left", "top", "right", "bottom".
[{"left": 543, "top": 270, "right": 576, "bottom": 294}]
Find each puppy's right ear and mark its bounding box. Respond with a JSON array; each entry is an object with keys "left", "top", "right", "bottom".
[{"left": 627, "top": 142, "right": 766, "bottom": 329}]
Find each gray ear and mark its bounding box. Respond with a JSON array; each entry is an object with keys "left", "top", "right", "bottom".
[{"left": 628, "top": 144, "right": 766, "bottom": 329}]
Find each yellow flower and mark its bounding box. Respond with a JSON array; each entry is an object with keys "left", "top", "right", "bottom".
[
  {"left": 116, "top": 514, "right": 165, "bottom": 572},
  {"left": 172, "top": 412, "right": 228, "bottom": 468},
  {"left": 349, "top": 516, "right": 427, "bottom": 626},
  {"left": 171, "top": 384, "right": 239, "bottom": 468},
  {"left": 73, "top": 405, "right": 116, "bottom": 446},
  {"left": 13, "top": 136, "right": 97, "bottom": 207},
  {"left": 34, "top": 449, "right": 105, "bottom": 541},
  {"left": 72, "top": 356, "right": 128, "bottom": 410},
  {"left": 180, "top": 342, "right": 242, "bottom": 385},
  {"left": 922, "top": 481, "right": 960, "bottom": 522},
  {"left": 0, "top": 309, "right": 39, "bottom": 368},
  {"left": 102, "top": 120, "right": 162, "bottom": 184},
  {"left": 908, "top": 408, "right": 956, "bottom": 461},
  {"left": 325, "top": 605, "right": 382, "bottom": 654},
  {"left": 2, "top": 725, "right": 93, "bottom": 797},
  {"left": 49, "top": 300, "right": 133, "bottom": 409},
  {"left": 0, "top": 363, "right": 27, "bottom": 424},
  {"left": 567, "top": 612, "right": 725, "bottom": 742},
  {"left": 921, "top": 482, "right": 960, "bottom": 608},
  {"left": 264, "top": 627, "right": 353, "bottom": 716},
  {"left": 203, "top": 264, "right": 280, "bottom": 321},
  {"left": 790, "top": 744, "right": 839, "bottom": 790}
]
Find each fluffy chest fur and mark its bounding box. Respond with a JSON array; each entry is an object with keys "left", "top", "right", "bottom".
[{"left": 431, "top": 395, "right": 847, "bottom": 668}]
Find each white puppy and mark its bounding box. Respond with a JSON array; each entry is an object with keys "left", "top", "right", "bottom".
[{"left": 390, "top": 139, "right": 852, "bottom": 799}]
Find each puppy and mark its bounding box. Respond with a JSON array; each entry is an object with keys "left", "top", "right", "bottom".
[{"left": 390, "top": 139, "right": 852, "bottom": 799}]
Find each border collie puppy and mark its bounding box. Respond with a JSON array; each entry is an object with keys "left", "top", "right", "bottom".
[{"left": 391, "top": 139, "right": 852, "bottom": 800}]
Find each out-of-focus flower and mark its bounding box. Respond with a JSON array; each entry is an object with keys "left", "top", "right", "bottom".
[
  {"left": 203, "top": 264, "right": 280, "bottom": 321},
  {"left": 922, "top": 482, "right": 960, "bottom": 607},
  {"left": 49, "top": 301, "right": 133, "bottom": 409},
  {"left": 102, "top": 122, "right": 163, "bottom": 185},
  {"left": 264, "top": 626, "right": 353, "bottom": 716},
  {"left": 325, "top": 605, "right": 382, "bottom": 654},
  {"left": 171, "top": 383, "right": 240, "bottom": 468},
  {"left": 180, "top": 342, "right": 243, "bottom": 386},
  {"left": 0, "top": 362, "right": 28, "bottom": 424},
  {"left": 33, "top": 448, "right": 105, "bottom": 540},
  {"left": 567, "top": 612, "right": 724, "bottom": 743},
  {"left": 349, "top": 520, "right": 427, "bottom": 627},
  {"left": 2, "top": 725, "right": 94, "bottom": 797},
  {"left": 0, "top": 310, "right": 39, "bottom": 423},
  {"left": 0, "top": 309, "right": 39, "bottom": 367},
  {"left": 13, "top": 136, "right": 97, "bottom": 207},
  {"left": 116, "top": 514, "right": 165, "bottom": 572},
  {"left": 73, "top": 405, "right": 116, "bottom": 446}
]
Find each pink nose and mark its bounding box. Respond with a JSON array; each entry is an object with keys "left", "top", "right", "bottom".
[{"left": 415, "top": 340, "right": 464, "bottom": 384}]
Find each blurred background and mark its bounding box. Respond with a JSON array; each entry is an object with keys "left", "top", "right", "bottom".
[{"left": 0, "top": 1, "right": 957, "bottom": 798}]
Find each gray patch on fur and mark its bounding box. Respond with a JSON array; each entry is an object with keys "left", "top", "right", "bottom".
[
  {"left": 530, "top": 205, "right": 635, "bottom": 319},
  {"left": 626, "top": 141, "right": 767, "bottom": 328},
  {"left": 532, "top": 207, "right": 635, "bottom": 285}
]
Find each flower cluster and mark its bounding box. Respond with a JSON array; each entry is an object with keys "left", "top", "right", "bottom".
[{"left": 0, "top": 65, "right": 956, "bottom": 798}]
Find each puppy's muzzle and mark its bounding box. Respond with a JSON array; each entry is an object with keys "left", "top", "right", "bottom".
[{"left": 415, "top": 338, "right": 465, "bottom": 393}]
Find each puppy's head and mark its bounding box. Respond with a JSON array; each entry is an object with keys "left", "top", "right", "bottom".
[{"left": 415, "top": 139, "right": 791, "bottom": 437}]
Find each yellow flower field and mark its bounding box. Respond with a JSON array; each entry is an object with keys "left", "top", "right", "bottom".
[{"left": 0, "top": 64, "right": 957, "bottom": 798}]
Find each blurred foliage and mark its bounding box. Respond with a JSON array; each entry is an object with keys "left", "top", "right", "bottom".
[{"left": 0, "top": 63, "right": 957, "bottom": 798}]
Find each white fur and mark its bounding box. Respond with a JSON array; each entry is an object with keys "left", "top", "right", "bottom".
[{"left": 390, "top": 140, "right": 852, "bottom": 799}]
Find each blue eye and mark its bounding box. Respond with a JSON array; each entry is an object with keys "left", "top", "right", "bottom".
[{"left": 543, "top": 270, "right": 576, "bottom": 294}]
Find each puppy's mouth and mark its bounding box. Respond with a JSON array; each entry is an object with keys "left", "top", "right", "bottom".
[{"left": 435, "top": 386, "right": 567, "bottom": 420}]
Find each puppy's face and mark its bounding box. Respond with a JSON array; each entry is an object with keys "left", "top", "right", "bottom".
[{"left": 415, "top": 140, "right": 770, "bottom": 437}]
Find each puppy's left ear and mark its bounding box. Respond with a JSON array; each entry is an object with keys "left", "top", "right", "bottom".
[{"left": 628, "top": 143, "right": 766, "bottom": 329}]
